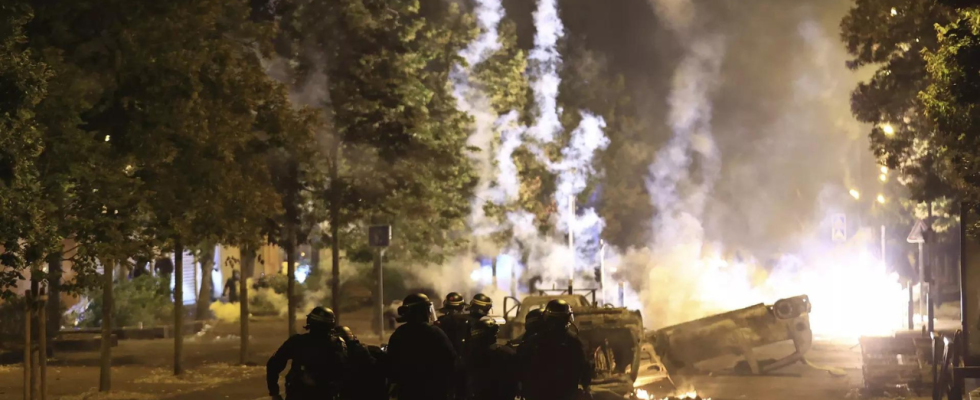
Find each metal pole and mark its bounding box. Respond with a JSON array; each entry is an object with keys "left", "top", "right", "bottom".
[
  {"left": 568, "top": 195, "right": 575, "bottom": 285},
  {"left": 375, "top": 249, "right": 385, "bottom": 340},
  {"left": 908, "top": 280, "right": 914, "bottom": 330},
  {"left": 919, "top": 241, "right": 925, "bottom": 324},
  {"left": 491, "top": 257, "right": 498, "bottom": 290},
  {"left": 927, "top": 203, "right": 935, "bottom": 335},
  {"left": 599, "top": 240, "right": 606, "bottom": 305},
  {"left": 619, "top": 282, "right": 625, "bottom": 308},
  {"left": 881, "top": 225, "right": 886, "bottom": 266}
]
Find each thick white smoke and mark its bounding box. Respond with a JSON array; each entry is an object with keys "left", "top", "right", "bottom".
[
  {"left": 412, "top": 0, "right": 612, "bottom": 304},
  {"left": 614, "top": 2, "right": 907, "bottom": 337}
]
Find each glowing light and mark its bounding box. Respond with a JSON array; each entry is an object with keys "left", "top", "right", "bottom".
[
  {"left": 296, "top": 264, "right": 310, "bottom": 284},
  {"left": 882, "top": 123, "right": 895, "bottom": 136},
  {"left": 849, "top": 189, "right": 860, "bottom": 199},
  {"left": 879, "top": 174, "right": 887, "bottom": 182},
  {"left": 104, "top": 135, "right": 111, "bottom": 142},
  {"left": 636, "top": 389, "right": 650, "bottom": 400},
  {"left": 890, "top": 7, "right": 898, "bottom": 16},
  {"left": 877, "top": 194, "right": 886, "bottom": 204},
  {"left": 880, "top": 166, "right": 888, "bottom": 174}
]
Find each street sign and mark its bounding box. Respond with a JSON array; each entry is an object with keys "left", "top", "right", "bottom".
[
  {"left": 831, "top": 213, "right": 846, "bottom": 243},
  {"left": 369, "top": 225, "right": 391, "bottom": 247},
  {"left": 907, "top": 220, "right": 928, "bottom": 243}
]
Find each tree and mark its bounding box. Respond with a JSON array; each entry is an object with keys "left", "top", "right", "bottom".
[
  {"left": 921, "top": 5, "right": 980, "bottom": 234},
  {"left": 840, "top": 1, "right": 958, "bottom": 203},
  {"left": 0, "top": 3, "right": 59, "bottom": 299},
  {"left": 273, "top": 0, "right": 479, "bottom": 314}
]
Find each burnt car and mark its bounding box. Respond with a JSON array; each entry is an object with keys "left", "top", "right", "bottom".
[
  {"left": 502, "top": 290, "right": 649, "bottom": 399},
  {"left": 648, "top": 295, "right": 813, "bottom": 377}
]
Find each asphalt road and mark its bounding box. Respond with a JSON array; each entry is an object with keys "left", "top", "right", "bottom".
[{"left": 0, "top": 310, "right": 931, "bottom": 400}]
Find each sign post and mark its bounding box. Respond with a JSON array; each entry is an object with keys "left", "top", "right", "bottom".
[
  {"left": 908, "top": 220, "right": 928, "bottom": 328},
  {"left": 369, "top": 225, "right": 391, "bottom": 340}
]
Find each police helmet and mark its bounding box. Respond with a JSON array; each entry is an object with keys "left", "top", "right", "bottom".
[
  {"left": 468, "top": 293, "right": 493, "bottom": 317},
  {"left": 525, "top": 308, "right": 544, "bottom": 332},
  {"left": 543, "top": 299, "right": 574, "bottom": 328},
  {"left": 470, "top": 316, "right": 499, "bottom": 339},
  {"left": 440, "top": 292, "right": 465, "bottom": 313},
  {"left": 335, "top": 326, "right": 356, "bottom": 343},
  {"left": 306, "top": 306, "right": 337, "bottom": 331},
  {"left": 398, "top": 293, "right": 435, "bottom": 322}
]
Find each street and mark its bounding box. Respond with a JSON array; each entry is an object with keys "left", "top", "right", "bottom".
[{"left": 0, "top": 309, "right": 929, "bottom": 400}]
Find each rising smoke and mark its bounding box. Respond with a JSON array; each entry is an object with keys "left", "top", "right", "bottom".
[{"left": 412, "top": 0, "right": 906, "bottom": 338}]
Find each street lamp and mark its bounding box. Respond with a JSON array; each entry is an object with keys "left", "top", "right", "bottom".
[
  {"left": 880, "top": 166, "right": 888, "bottom": 174},
  {"left": 879, "top": 174, "right": 888, "bottom": 182},
  {"left": 877, "top": 194, "right": 886, "bottom": 204},
  {"left": 850, "top": 189, "right": 861, "bottom": 200},
  {"left": 882, "top": 124, "right": 895, "bottom": 136}
]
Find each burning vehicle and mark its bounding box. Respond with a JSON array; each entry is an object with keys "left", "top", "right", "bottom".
[
  {"left": 647, "top": 295, "right": 813, "bottom": 377},
  {"left": 502, "top": 289, "right": 650, "bottom": 399}
]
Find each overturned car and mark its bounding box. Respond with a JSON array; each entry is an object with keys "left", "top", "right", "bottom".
[{"left": 647, "top": 295, "right": 813, "bottom": 377}]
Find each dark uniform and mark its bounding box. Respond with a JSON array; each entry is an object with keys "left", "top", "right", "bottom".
[
  {"left": 465, "top": 317, "right": 518, "bottom": 400},
  {"left": 387, "top": 293, "right": 457, "bottom": 400},
  {"left": 435, "top": 292, "right": 470, "bottom": 354},
  {"left": 267, "top": 307, "right": 347, "bottom": 400},
  {"left": 436, "top": 292, "right": 470, "bottom": 400},
  {"left": 336, "top": 326, "right": 381, "bottom": 400},
  {"left": 518, "top": 300, "right": 591, "bottom": 400}
]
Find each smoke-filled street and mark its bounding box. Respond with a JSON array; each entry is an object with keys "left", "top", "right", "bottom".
[{"left": 2, "top": 0, "right": 980, "bottom": 399}]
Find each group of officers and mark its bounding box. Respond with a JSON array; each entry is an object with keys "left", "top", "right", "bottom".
[{"left": 267, "top": 292, "right": 591, "bottom": 400}]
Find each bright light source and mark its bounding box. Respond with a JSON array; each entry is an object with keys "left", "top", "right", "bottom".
[
  {"left": 880, "top": 166, "right": 888, "bottom": 174},
  {"left": 850, "top": 189, "right": 860, "bottom": 199},
  {"left": 890, "top": 7, "right": 898, "bottom": 16},
  {"left": 104, "top": 135, "right": 111, "bottom": 142},
  {"left": 879, "top": 174, "right": 888, "bottom": 182},
  {"left": 877, "top": 194, "right": 886, "bottom": 204},
  {"left": 882, "top": 124, "right": 895, "bottom": 136}
]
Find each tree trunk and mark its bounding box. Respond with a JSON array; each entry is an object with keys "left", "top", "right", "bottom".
[
  {"left": 328, "top": 132, "right": 343, "bottom": 319},
  {"left": 38, "top": 285, "right": 46, "bottom": 400},
  {"left": 46, "top": 254, "right": 61, "bottom": 344},
  {"left": 286, "top": 232, "right": 297, "bottom": 337},
  {"left": 23, "top": 287, "right": 31, "bottom": 400},
  {"left": 240, "top": 244, "right": 253, "bottom": 365},
  {"left": 310, "top": 241, "right": 320, "bottom": 289},
  {"left": 195, "top": 246, "right": 215, "bottom": 320},
  {"left": 99, "top": 261, "right": 113, "bottom": 392},
  {"left": 173, "top": 242, "right": 184, "bottom": 376}
]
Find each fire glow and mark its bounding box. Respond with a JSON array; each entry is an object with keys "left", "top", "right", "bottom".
[{"left": 635, "top": 389, "right": 710, "bottom": 400}]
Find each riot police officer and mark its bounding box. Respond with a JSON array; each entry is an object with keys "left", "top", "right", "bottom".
[
  {"left": 335, "top": 326, "right": 383, "bottom": 400},
  {"left": 465, "top": 317, "right": 518, "bottom": 400},
  {"left": 436, "top": 292, "right": 470, "bottom": 399},
  {"left": 387, "top": 293, "right": 457, "bottom": 400},
  {"left": 468, "top": 293, "right": 493, "bottom": 322},
  {"left": 267, "top": 307, "right": 348, "bottom": 400},
  {"left": 517, "top": 300, "right": 591, "bottom": 400},
  {"left": 436, "top": 292, "right": 470, "bottom": 353},
  {"left": 507, "top": 308, "right": 544, "bottom": 348}
]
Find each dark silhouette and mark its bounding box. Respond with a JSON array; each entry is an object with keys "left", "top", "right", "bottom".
[
  {"left": 267, "top": 307, "right": 347, "bottom": 400},
  {"left": 386, "top": 293, "right": 456, "bottom": 400},
  {"left": 518, "top": 300, "right": 591, "bottom": 400},
  {"left": 223, "top": 270, "right": 241, "bottom": 303},
  {"left": 464, "top": 317, "right": 518, "bottom": 400},
  {"left": 335, "top": 326, "right": 386, "bottom": 400}
]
